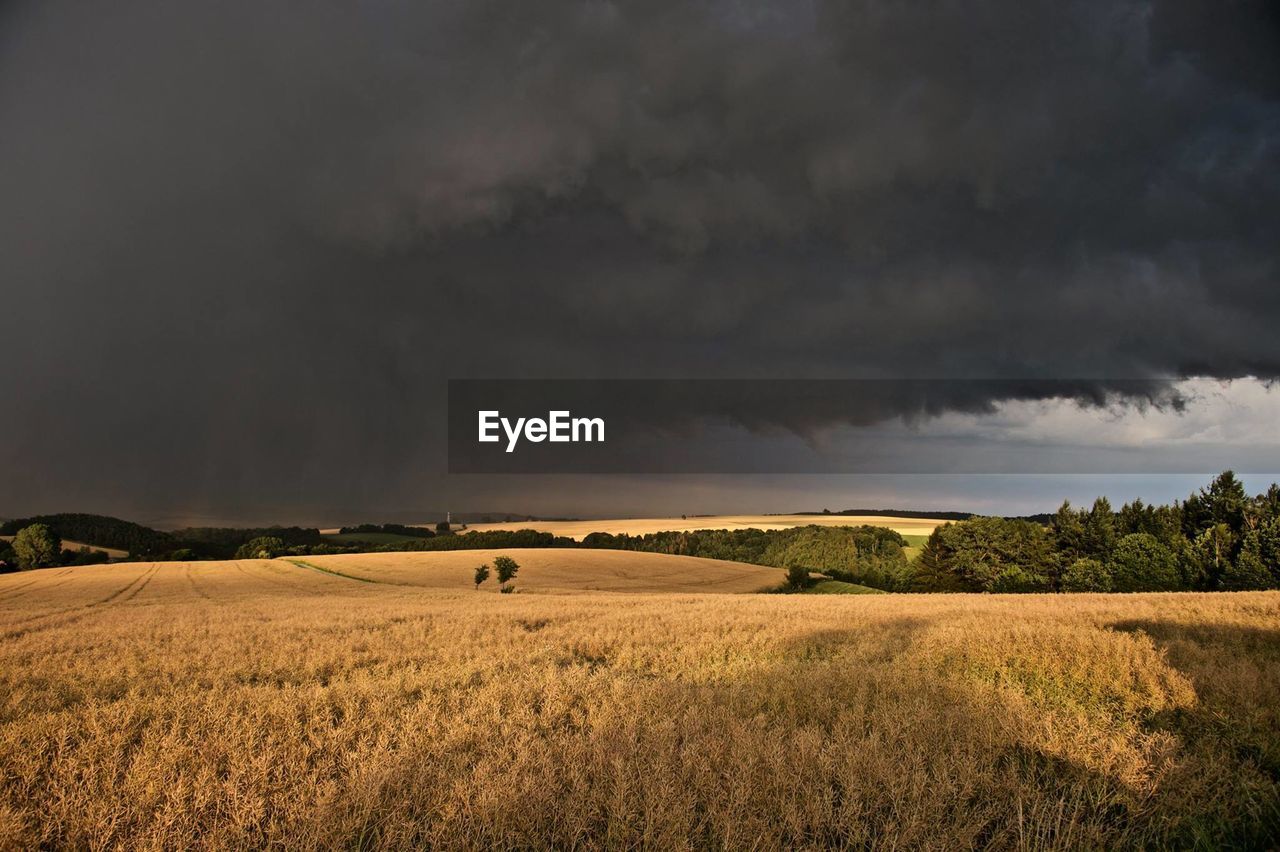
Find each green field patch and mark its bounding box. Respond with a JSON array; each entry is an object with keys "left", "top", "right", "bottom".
[{"left": 804, "top": 580, "right": 887, "bottom": 595}]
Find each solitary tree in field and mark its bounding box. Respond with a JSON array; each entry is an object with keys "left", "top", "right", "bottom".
[
  {"left": 494, "top": 555, "right": 519, "bottom": 593},
  {"left": 13, "top": 523, "right": 61, "bottom": 569},
  {"left": 474, "top": 563, "right": 490, "bottom": 589}
]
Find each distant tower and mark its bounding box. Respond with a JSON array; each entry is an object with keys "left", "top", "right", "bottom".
[{"left": 446, "top": 510, "right": 452, "bottom": 526}]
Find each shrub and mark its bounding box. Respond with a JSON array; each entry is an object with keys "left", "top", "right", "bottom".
[
  {"left": 1108, "top": 533, "right": 1182, "bottom": 592},
  {"left": 1061, "top": 558, "right": 1113, "bottom": 592},
  {"left": 785, "top": 564, "right": 812, "bottom": 590},
  {"left": 988, "top": 566, "right": 1042, "bottom": 593},
  {"left": 474, "top": 563, "right": 490, "bottom": 589}
]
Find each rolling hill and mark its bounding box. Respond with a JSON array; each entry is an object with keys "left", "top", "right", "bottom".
[{"left": 295, "top": 548, "right": 784, "bottom": 593}]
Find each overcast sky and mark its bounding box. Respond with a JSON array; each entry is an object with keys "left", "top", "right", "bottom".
[{"left": 1, "top": 0, "right": 1277, "bottom": 526}]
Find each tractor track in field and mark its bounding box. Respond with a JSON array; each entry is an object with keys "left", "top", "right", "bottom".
[
  {"left": 0, "top": 566, "right": 82, "bottom": 603},
  {"left": 0, "top": 576, "right": 43, "bottom": 600},
  {"left": 284, "top": 558, "right": 405, "bottom": 586},
  {"left": 185, "top": 564, "right": 213, "bottom": 600},
  {"left": 234, "top": 561, "right": 329, "bottom": 596},
  {"left": 0, "top": 565, "right": 160, "bottom": 640}
]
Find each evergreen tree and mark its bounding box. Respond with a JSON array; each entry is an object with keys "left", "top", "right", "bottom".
[
  {"left": 1257, "top": 484, "right": 1280, "bottom": 522},
  {"left": 1184, "top": 471, "right": 1249, "bottom": 540},
  {"left": 1226, "top": 517, "right": 1280, "bottom": 590},
  {"left": 909, "top": 527, "right": 967, "bottom": 592},
  {"left": 1190, "top": 523, "right": 1237, "bottom": 589},
  {"left": 1081, "top": 497, "right": 1117, "bottom": 560},
  {"left": 1051, "top": 501, "right": 1086, "bottom": 561}
]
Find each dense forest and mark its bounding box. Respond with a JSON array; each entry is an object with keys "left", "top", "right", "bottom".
[
  {"left": 0, "top": 515, "right": 324, "bottom": 562},
  {"left": 911, "top": 472, "right": 1280, "bottom": 593},
  {"left": 0, "top": 513, "right": 172, "bottom": 556}
]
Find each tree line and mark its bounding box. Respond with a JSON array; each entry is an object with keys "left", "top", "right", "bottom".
[
  {"left": 912, "top": 471, "right": 1280, "bottom": 592},
  {"left": 337, "top": 523, "right": 439, "bottom": 537},
  {"left": 0, "top": 514, "right": 326, "bottom": 562},
  {"left": 228, "top": 528, "right": 575, "bottom": 560},
  {"left": 0, "top": 517, "right": 576, "bottom": 568},
  {"left": 582, "top": 525, "right": 913, "bottom": 589}
]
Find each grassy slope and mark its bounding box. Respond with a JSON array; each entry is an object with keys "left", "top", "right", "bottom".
[
  {"left": 1, "top": 563, "right": 1276, "bottom": 848},
  {"left": 899, "top": 532, "right": 930, "bottom": 562},
  {"left": 804, "top": 579, "right": 887, "bottom": 594}
]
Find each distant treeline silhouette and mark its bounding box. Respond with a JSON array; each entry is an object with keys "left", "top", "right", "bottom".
[
  {"left": 799, "top": 508, "right": 974, "bottom": 521},
  {"left": 337, "top": 523, "right": 437, "bottom": 538}
]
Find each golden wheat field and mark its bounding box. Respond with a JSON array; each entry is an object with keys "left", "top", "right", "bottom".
[
  {"left": 450, "top": 514, "right": 947, "bottom": 540},
  {"left": 298, "top": 549, "right": 783, "bottom": 593},
  {"left": 1, "top": 557, "right": 1278, "bottom": 850}
]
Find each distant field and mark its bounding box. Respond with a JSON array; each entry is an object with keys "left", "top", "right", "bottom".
[
  {"left": 459, "top": 514, "right": 949, "bottom": 540},
  {"left": 900, "top": 532, "right": 930, "bottom": 561},
  {"left": 1, "top": 560, "right": 1276, "bottom": 847},
  {"left": 298, "top": 548, "right": 784, "bottom": 594}
]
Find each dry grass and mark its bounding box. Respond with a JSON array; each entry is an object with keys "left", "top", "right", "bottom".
[
  {"left": 0, "top": 560, "right": 1277, "bottom": 849},
  {"left": 453, "top": 514, "right": 947, "bottom": 540}
]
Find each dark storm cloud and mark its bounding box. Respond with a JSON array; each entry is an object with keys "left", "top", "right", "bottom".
[{"left": 1, "top": 0, "right": 1277, "bottom": 519}]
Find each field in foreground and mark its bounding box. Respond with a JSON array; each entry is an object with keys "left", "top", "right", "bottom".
[
  {"left": 0, "top": 561, "right": 1277, "bottom": 849},
  {"left": 451, "top": 513, "right": 948, "bottom": 540}
]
